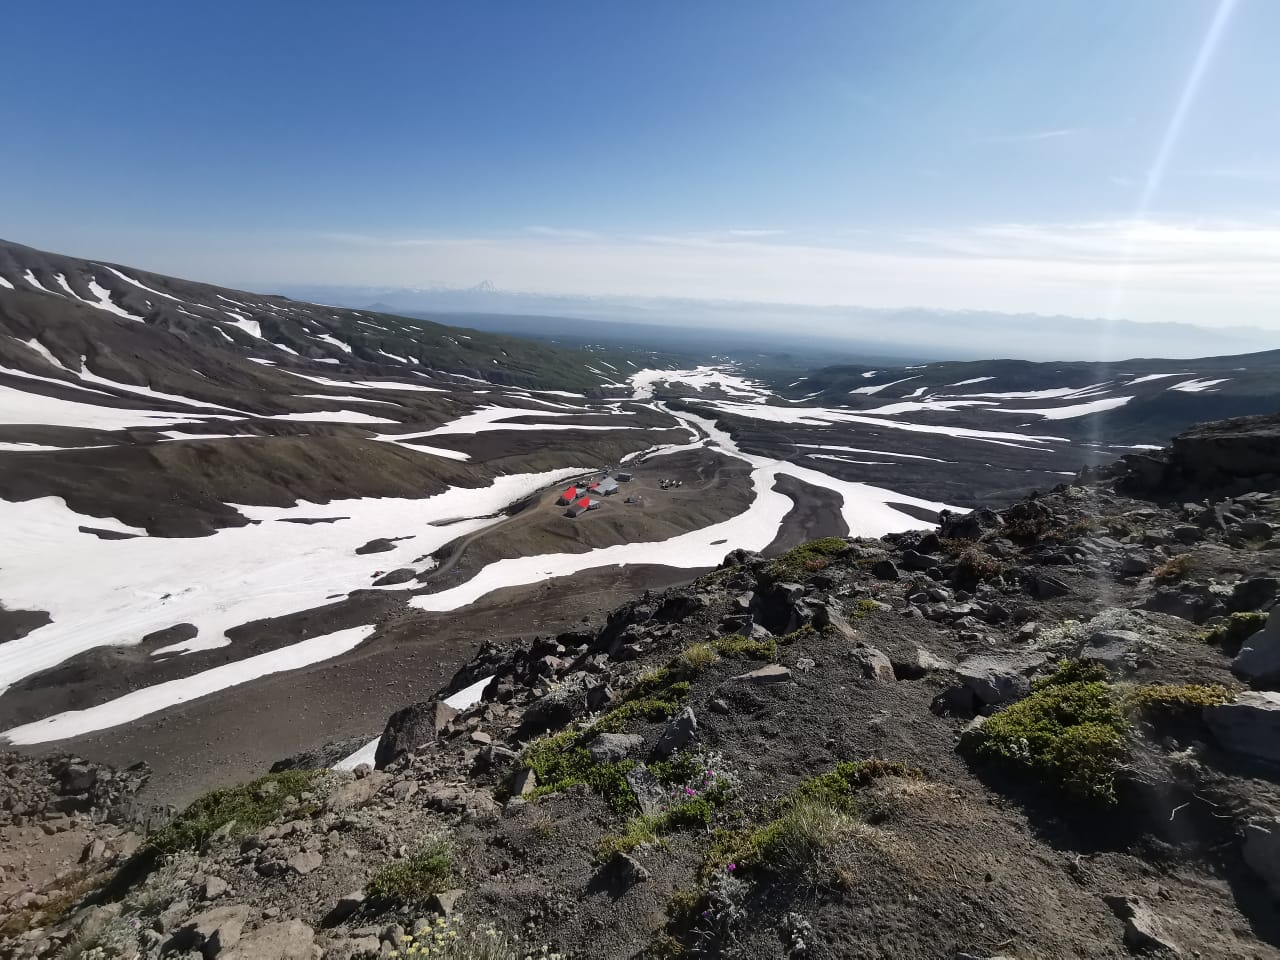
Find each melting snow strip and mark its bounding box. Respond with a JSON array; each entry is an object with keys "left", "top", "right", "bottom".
[
  {"left": 2, "top": 625, "right": 378, "bottom": 745},
  {"left": 97, "top": 265, "right": 183, "bottom": 302}
]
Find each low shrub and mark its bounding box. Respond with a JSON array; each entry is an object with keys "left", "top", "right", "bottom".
[
  {"left": 146, "top": 769, "right": 321, "bottom": 855},
  {"left": 1153, "top": 554, "right": 1195, "bottom": 583},
  {"left": 368, "top": 836, "right": 454, "bottom": 902},
  {"left": 961, "top": 659, "right": 1233, "bottom": 804},
  {"left": 1120, "top": 682, "right": 1230, "bottom": 715},
  {"left": 522, "top": 730, "right": 637, "bottom": 812},
  {"left": 1200, "top": 611, "right": 1268, "bottom": 650},
  {"left": 960, "top": 660, "right": 1127, "bottom": 803}
]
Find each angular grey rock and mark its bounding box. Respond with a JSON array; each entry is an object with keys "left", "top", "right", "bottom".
[
  {"left": 1242, "top": 818, "right": 1280, "bottom": 902},
  {"left": 915, "top": 648, "right": 955, "bottom": 673},
  {"left": 775, "top": 582, "right": 806, "bottom": 603},
  {"left": 956, "top": 653, "right": 1047, "bottom": 707},
  {"left": 900, "top": 549, "right": 939, "bottom": 572},
  {"left": 1232, "top": 607, "right": 1280, "bottom": 688},
  {"left": 59, "top": 762, "right": 98, "bottom": 794},
  {"left": 1081, "top": 630, "right": 1145, "bottom": 670},
  {"left": 1024, "top": 573, "right": 1071, "bottom": 599},
  {"left": 595, "top": 851, "right": 650, "bottom": 889},
  {"left": 588, "top": 732, "right": 645, "bottom": 763},
  {"left": 427, "top": 889, "right": 464, "bottom": 916},
  {"left": 509, "top": 767, "right": 537, "bottom": 797},
  {"left": 1117, "top": 550, "right": 1152, "bottom": 576},
  {"left": 1205, "top": 691, "right": 1280, "bottom": 764},
  {"left": 221, "top": 919, "right": 315, "bottom": 960},
  {"left": 374, "top": 700, "right": 458, "bottom": 768},
  {"left": 182, "top": 904, "right": 250, "bottom": 959},
  {"left": 202, "top": 876, "right": 228, "bottom": 900},
  {"left": 1102, "top": 894, "right": 1181, "bottom": 955},
  {"left": 652, "top": 707, "right": 697, "bottom": 759},
  {"left": 322, "top": 890, "right": 365, "bottom": 927},
  {"left": 625, "top": 764, "right": 668, "bottom": 817},
  {"left": 851, "top": 644, "right": 896, "bottom": 682},
  {"left": 871, "top": 559, "right": 900, "bottom": 580},
  {"left": 733, "top": 664, "right": 792, "bottom": 684},
  {"left": 288, "top": 851, "right": 323, "bottom": 875}
]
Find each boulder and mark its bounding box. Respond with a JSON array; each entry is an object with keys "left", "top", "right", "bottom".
[
  {"left": 588, "top": 732, "right": 645, "bottom": 763},
  {"left": 851, "top": 645, "right": 896, "bottom": 683},
  {"left": 1023, "top": 573, "right": 1070, "bottom": 599},
  {"left": 1242, "top": 818, "right": 1280, "bottom": 902},
  {"left": 371, "top": 567, "right": 416, "bottom": 586},
  {"left": 625, "top": 765, "right": 668, "bottom": 817},
  {"left": 594, "top": 851, "right": 650, "bottom": 891},
  {"left": 509, "top": 767, "right": 537, "bottom": 797},
  {"left": 940, "top": 507, "right": 1001, "bottom": 541},
  {"left": 1204, "top": 692, "right": 1280, "bottom": 764},
  {"left": 956, "top": 653, "right": 1046, "bottom": 707},
  {"left": 652, "top": 707, "right": 697, "bottom": 759},
  {"left": 427, "top": 889, "right": 465, "bottom": 917},
  {"left": 288, "top": 851, "right": 323, "bottom": 875},
  {"left": 355, "top": 538, "right": 395, "bottom": 555},
  {"left": 222, "top": 919, "right": 315, "bottom": 960},
  {"left": 1232, "top": 607, "right": 1280, "bottom": 688},
  {"left": 323, "top": 890, "right": 365, "bottom": 927},
  {"left": 871, "top": 559, "right": 900, "bottom": 581},
  {"left": 1102, "top": 895, "right": 1181, "bottom": 955},
  {"left": 900, "top": 549, "right": 940, "bottom": 572},
  {"left": 58, "top": 762, "right": 98, "bottom": 795},
  {"left": 1080, "top": 630, "right": 1146, "bottom": 671},
  {"left": 374, "top": 700, "right": 458, "bottom": 768},
  {"left": 178, "top": 904, "right": 251, "bottom": 958}
]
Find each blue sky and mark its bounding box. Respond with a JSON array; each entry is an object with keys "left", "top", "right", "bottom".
[{"left": 3, "top": 1, "right": 1278, "bottom": 331}]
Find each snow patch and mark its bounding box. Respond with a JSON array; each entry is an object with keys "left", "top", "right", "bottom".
[{"left": 3, "top": 626, "right": 377, "bottom": 745}]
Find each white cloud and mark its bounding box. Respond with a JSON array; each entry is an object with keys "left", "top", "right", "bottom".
[{"left": 975, "top": 127, "right": 1080, "bottom": 144}]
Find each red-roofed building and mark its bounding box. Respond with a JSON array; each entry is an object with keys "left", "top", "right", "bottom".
[{"left": 557, "top": 485, "right": 579, "bottom": 505}]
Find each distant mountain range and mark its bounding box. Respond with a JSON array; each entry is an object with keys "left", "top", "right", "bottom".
[{"left": 275, "top": 282, "right": 1278, "bottom": 363}]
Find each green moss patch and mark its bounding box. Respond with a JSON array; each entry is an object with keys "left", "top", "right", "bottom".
[{"left": 762, "top": 537, "right": 848, "bottom": 584}]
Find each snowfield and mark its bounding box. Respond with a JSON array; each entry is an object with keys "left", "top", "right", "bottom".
[
  {"left": 0, "top": 469, "right": 582, "bottom": 696},
  {"left": 3, "top": 625, "right": 377, "bottom": 745}
]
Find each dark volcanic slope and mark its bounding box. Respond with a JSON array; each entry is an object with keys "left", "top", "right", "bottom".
[
  {"left": 778, "top": 352, "right": 1280, "bottom": 445},
  {"left": 0, "top": 237, "right": 650, "bottom": 394}
]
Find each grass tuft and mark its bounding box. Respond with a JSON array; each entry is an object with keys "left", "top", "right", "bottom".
[
  {"left": 368, "top": 836, "right": 454, "bottom": 902},
  {"left": 678, "top": 643, "right": 720, "bottom": 672},
  {"left": 713, "top": 634, "right": 777, "bottom": 660}
]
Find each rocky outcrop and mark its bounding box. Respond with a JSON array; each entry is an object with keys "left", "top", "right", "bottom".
[{"left": 373, "top": 701, "right": 458, "bottom": 769}]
